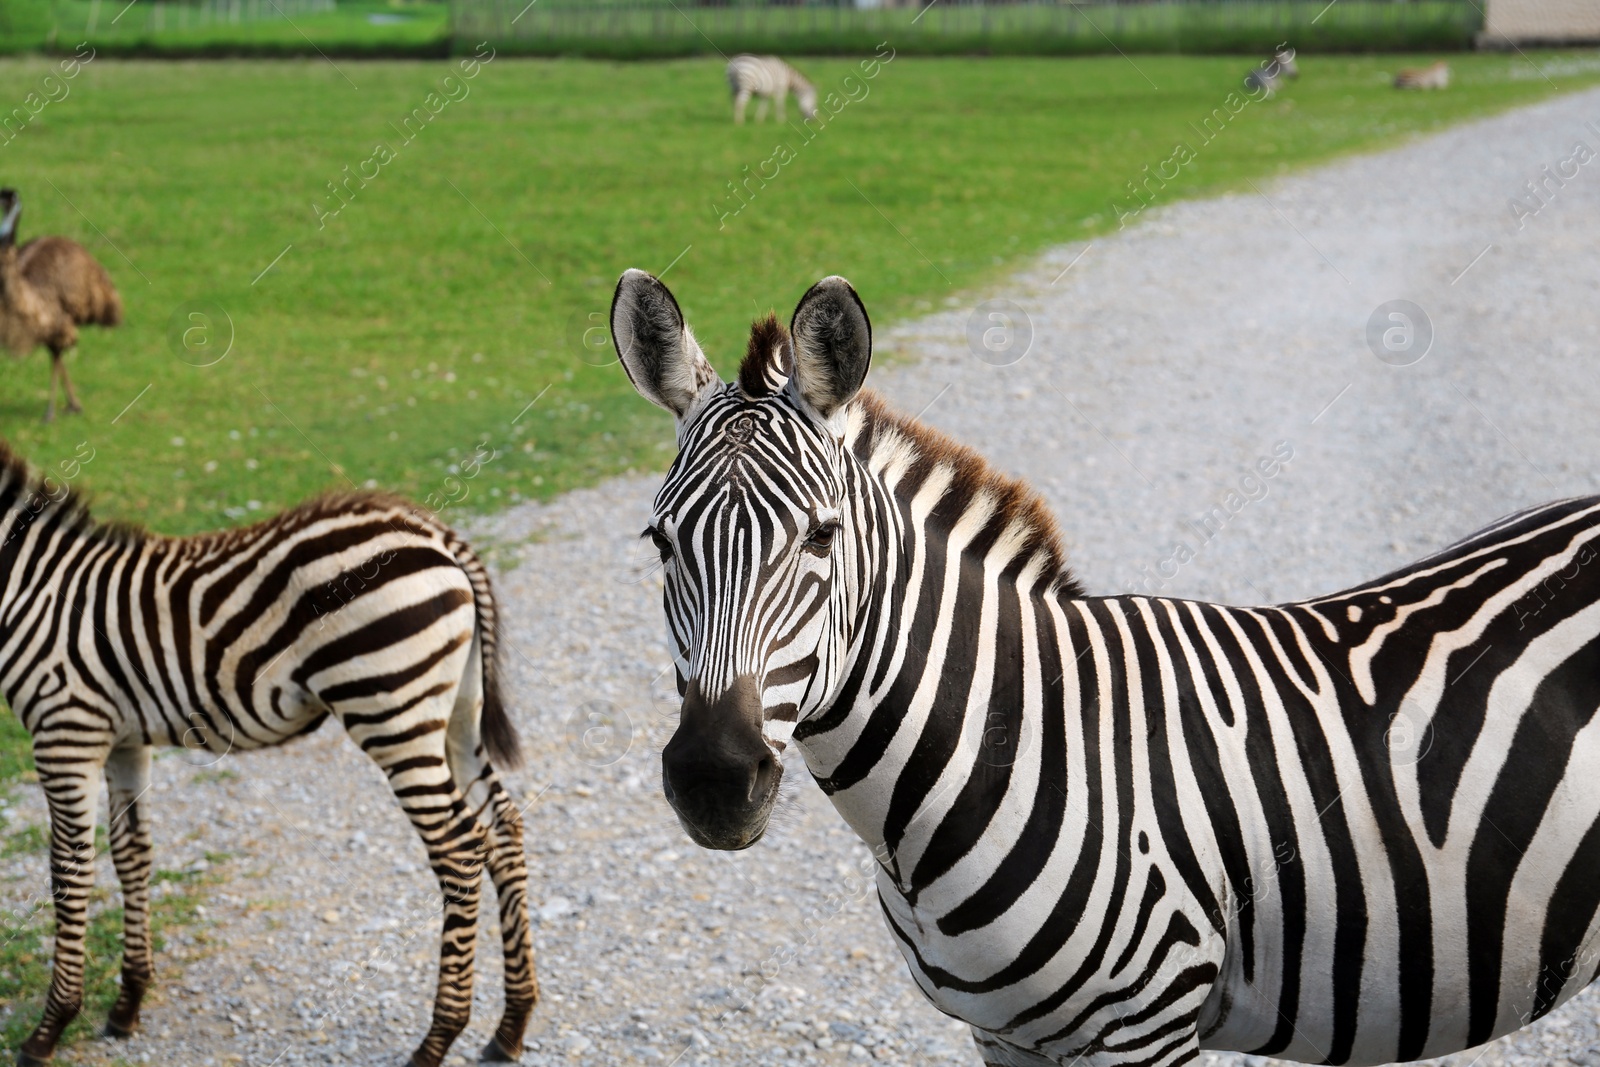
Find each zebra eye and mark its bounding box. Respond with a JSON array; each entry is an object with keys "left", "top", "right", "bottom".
[
  {"left": 647, "top": 527, "right": 674, "bottom": 562},
  {"left": 803, "top": 522, "right": 839, "bottom": 556}
]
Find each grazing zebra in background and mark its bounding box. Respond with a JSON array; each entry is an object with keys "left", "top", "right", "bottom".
[
  {"left": 726, "top": 54, "right": 818, "bottom": 124},
  {"left": 1244, "top": 45, "right": 1298, "bottom": 95},
  {"left": 610, "top": 268, "right": 1600, "bottom": 1067},
  {"left": 0, "top": 443, "right": 535, "bottom": 1067},
  {"left": 1395, "top": 61, "right": 1451, "bottom": 90}
]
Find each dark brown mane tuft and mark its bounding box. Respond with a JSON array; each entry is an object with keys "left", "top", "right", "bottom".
[
  {"left": 0, "top": 439, "right": 428, "bottom": 549},
  {"left": 738, "top": 313, "right": 793, "bottom": 399},
  {"left": 0, "top": 438, "right": 107, "bottom": 537},
  {"left": 854, "top": 391, "right": 1086, "bottom": 598}
]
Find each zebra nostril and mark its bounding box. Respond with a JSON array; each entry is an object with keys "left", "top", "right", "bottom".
[{"left": 750, "top": 755, "right": 779, "bottom": 803}]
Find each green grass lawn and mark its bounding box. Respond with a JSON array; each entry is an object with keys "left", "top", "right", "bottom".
[{"left": 0, "top": 53, "right": 1595, "bottom": 536}]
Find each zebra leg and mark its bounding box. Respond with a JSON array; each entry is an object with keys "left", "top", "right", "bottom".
[
  {"left": 19, "top": 757, "right": 108, "bottom": 1065},
  {"left": 370, "top": 740, "right": 489, "bottom": 1067},
  {"left": 475, "top": 776, "right": 538, "bottom": 1061},
  {"left": 104, "top": 744, "right": 154, "bottom": 1039},
  {"left": 774, "top": 92, "right": 786, "bottom": 122},
  {"left": 438, "top": 647, "right": 537, "bottom": 1063},
  {"left": 754, "top": 96, "right": 769, "bottom": 123},
  {"left": 733, "top": 89, "right": 751, "bottom": 124}
]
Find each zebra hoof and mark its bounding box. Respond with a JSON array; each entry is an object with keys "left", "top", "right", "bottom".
[
  {"left": 16, "top": 1052, "right": 52, "bottom": 1067},
  {"left": 479, "top": 1034, "right": 521, "bottom": 1061},
  {"left": 104, "top": 1017, "right": 138, "bottom": 1039}
]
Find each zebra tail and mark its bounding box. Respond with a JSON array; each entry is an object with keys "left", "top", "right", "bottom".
[{"left": 448, "top": 534, "right": 524, "bottom": 770}]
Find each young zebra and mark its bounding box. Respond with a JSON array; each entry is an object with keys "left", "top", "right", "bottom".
[
  {"left": 726, "top": 54, "right": 818, "bottom": 125},
  {"left": 1395, "top": 61, "right": 1451, "bottom": 90},
  {"left": 0, "top": 443, "right": 536, "bottom": 1067},
  {"left": 611, "top": 269, "right": 1600, "bottom": 1067}
]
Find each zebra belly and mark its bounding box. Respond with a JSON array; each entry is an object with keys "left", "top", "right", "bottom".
[{"left": 876, "top": 872, "right": 1224, "bottom": 1065}]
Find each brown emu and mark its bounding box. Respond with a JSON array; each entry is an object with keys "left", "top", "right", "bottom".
[{"left": 0, "top": 188, "right": 123, "bottom": 422}]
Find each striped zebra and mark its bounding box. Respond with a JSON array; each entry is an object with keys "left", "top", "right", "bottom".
[
  {"left": 0, "top": 444, "right": 535, "bottom": 1067},
  {"left": 726, "top": 54, "right": 818, "bottom": 125},
  {"left": 610, "top": 268, "right": 1600, "bottom": 1066}
]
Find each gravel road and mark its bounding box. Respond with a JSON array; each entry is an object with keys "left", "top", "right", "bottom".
[{"left": 4, "top": 80, "right": 1600, "bottom": 1067}]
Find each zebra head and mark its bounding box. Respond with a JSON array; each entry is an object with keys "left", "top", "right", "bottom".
[{"left": 611, "top": 269, "right": 871, "bottom": 850}]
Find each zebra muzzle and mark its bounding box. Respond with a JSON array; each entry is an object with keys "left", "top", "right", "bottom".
[{"left": 662, "top": 675, "right": 782, "bottom": 850}]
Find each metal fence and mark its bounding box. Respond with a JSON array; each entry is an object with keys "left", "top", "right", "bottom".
[
  {"left": 59, "top": 0, "right": 336, "bottom": 38},
  {"left": 453, "top": 0, "right": 1483, "bottom": 55}
]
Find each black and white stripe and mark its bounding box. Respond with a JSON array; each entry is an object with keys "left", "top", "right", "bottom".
[
  {"left": 0, "top": 443, "right": 537, "bottom": 1067},
  {"left": 726, "top": 54, "right": 818, "bottom": 124},
  {"left": 613, "top": 269, "right": 1600, "bottom": 1067}
]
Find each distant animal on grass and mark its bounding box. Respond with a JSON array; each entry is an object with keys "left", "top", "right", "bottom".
[
  {"left": 0, "top": 189, "right": 122, "bottom": 423},
  {"left": 0, "top": 444, "right": 536, "bottom": 1067},
  {"left": 726, "top": 54, "right": 818, "bottom": 124},
  {"left": 1244, "top": 45, "right": 1299, "bottom": 95},
  {"left": 1395, "top": 60, "right": 1451, "bottom": 90}
]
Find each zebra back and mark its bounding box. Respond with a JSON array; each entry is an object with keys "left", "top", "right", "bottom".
[{"left": 726, "top": 54, "right": 805, "bottom": 97}]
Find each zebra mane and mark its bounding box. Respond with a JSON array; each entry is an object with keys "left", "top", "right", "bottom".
[
  {"left": 738, "top": 313, "right": 794, "bottom": 399},
  {"left": 0, "top": 439, "right": 105, "bottom": 539},
  {"left": 0, "top": 440, "right": 435, "bottom": 548},
  {"left": 853, "top": 391, "right": 1086, "bottom": 597}
]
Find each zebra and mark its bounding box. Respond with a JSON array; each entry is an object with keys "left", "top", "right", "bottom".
[
  {"left": 726, "top": 54, "right": 818, "bottom": 125},
  {"left": 0, "top": 442, "right": 536, "bottom": 1067},
  {"left": 1395, "top": 61, "right": 1451, "bottom": 91},
  {"left": 1244, "top": 45, "right": 1298, "bottom": 96},
  {"left": 610, "top": 268, "right": 1600, "bottom": 1067}
]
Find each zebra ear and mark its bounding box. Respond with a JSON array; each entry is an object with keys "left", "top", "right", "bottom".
[
  {"left": 611, "top": 269, "right": 719, "bottom": 419},
  {"left": 788, "top": 276, "right": 871, "bottom": 422}
]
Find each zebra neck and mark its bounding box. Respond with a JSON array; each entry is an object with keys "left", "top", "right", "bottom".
[
  {"left": 799, "top": 436, "right": 1080, "bottom": 894},
  {"left": 0, "top": 490, "right": 108, "bottom": 682}
]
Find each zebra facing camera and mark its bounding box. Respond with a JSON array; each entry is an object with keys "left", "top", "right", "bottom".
[
  {"left": 566, "top": 308, "right": 617, "bottom": 368},
  {"left": 166, "top": 299, "right": 234, "bottom": 368},
  {"left": 1365, "top": 299, "right": 1433, "bottom": 367},
  {"left": 565, "top": 699, "right": 634, "bottom": 768},
  {"left": 966, "top": 299, "right": 1034, "bottom": 367}
]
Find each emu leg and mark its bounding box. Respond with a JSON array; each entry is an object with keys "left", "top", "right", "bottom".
[
  {"left": 104, "top": 745, "right": 155, "bottom": 1038},
  {"left": 43, "top": 354, "right": 59, "bottom": 423},
  {"left": 56, "top": 349, "right": 83, "bottom": 415}
]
